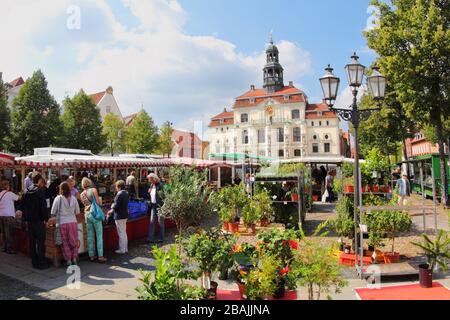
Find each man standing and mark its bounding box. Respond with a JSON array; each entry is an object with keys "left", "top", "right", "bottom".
[
  {"left": 396, "top": 173, "right": 411, "bottom": 205},
  {"left": 126, "top": 170, "right": 138, "bottom": 199},
  {"left": 109, "top": 180, "right": 129, "bottom": 254},
  {"left": 24, "top": 172, "right": 33, "bottom": 191},
  {"left": 22, "top": 173, "right": 50, "bottom": 269}
]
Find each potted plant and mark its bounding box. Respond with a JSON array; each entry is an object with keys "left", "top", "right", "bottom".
[
  {"left": 136, "top": 246, "right": 206, "bottom": 300},
  {"left": 238, "top": 253, "right": 279, "bottom": 300},
  {"left": 285, "top": 186, "right": 299, "bottom": 202},
  {"left": 242, "top": 201, "right": 259, "bottom": 235},
  {"left": 327, "top": 196, "right": 354, "bottom": 249},
  {"left": 291, "top": 240, "right": 348, "bottom": 300},
  {"left": 219, "top": 207, "right": 233, "bottom": 232},
  {"left": 257, "top": 228, "right": 300, "bottom": 299},
  {"left": 411, "top": 230, "right": 449, "bottom": 288},
  {"left": 253, "top": 189, "right": 273, "bottom": 227},
  {"left": 216, "top": 233, "right": 237, "bottom": 280},
  {"left": 367, "top": 209, "right": 412, "bottom": 263},
  {"left": 184, "top": 229, "right": 224, "bottom": 299},
  {"left": 344, "top": 177, "right": 354, "bottom": 193}
]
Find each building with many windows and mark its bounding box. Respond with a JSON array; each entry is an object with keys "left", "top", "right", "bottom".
[{"left": 209, "top": 38, "right": 343, "bottom": 160}]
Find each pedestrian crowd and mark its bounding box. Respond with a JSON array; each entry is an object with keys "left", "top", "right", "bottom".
[{"left": 0, "top": 171, "right": 167, "bottom": 269}]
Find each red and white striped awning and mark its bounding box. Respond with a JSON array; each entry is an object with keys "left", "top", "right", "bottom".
[
  {"left": 168, "top": 157, "right": 231, "bottom": 168},
  {"left": 0, "top": 153, "right": 15, "bottom": 167},
  {"left": 14, "top": 155, "right": 172, "bottom": 169}
]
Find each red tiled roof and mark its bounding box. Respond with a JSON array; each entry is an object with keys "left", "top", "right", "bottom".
[
  {"left": 236, "top": 86, "right": 302, "bottom": 100},
  {"left": 209, "top": 109, "right": 234, "bottom": 127},
  {"left": 9, "top": 77, "right": 24, "bottom": 88},
  {"left": 305, "top": 103, "right": 338, "bottom": 119},
  {"left": 211, "top": 111, "right": 234, "bottom": 120},
  {"left": 233, "top": 86, "right": 306, "bottom": 108},
  {"left": 123, "top": 112, "right": 139, "bottom": 126},
  {"left": 90, "top": 91, "right": 106, "bottom": 105}
]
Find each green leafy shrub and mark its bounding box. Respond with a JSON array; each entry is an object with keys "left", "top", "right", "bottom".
[
  {"left": 411, "top": 230, "right": 449, "bottom": 272},
  {"left": 240, "top": 253, "right": 279, "bottom": 300},
  {"left": 136, "top": 246, "right": 205, "bottom": 300},
  {"left": 253, "top": 189, "right": 274, "bottom": 221}
]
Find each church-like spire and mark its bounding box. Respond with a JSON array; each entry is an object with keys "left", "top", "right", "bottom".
[{"left": 263, "top": 33, "right": 284, "bottom": 93}]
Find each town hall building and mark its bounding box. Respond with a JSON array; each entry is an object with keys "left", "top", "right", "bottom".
[{"left": 209, "top": 38, "right": 345, "bottom": 160}]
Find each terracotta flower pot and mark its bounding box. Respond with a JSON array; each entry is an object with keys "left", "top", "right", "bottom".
[
  {"left": 260, "top": 219, "right": 270, "bottom": 227},
  {"left": 345, "top": 185, "right": 354, "bottom": 193},
  {"left": 291, "top": 193, "right": 299, "bottom": 202},
  {"left": 383, "top": 252, "right": 401, "bottom": 264},
  {"left": 372, "top": 185, "right": 379, "bottom": 193},
  {"left": 312, "top": 194, "right": 319, "bottom": 201},
  {"left": 228, "top": 222, "right": 239, "bottom": 233},
  {"left": 222, "top": 221, "right": 229, "bottom": 232},
  {"left": 246, "top": 223, "right": 256, "bottom": 235},
  {"left": 236, "top": 280, "right": 246, "bottom": 300},
  {"left": 383, "top": 186, "right": 390, "bottom": 193}
]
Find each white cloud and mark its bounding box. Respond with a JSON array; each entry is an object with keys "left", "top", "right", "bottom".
[{"left": 0, "top": 0, "right": 312, "bottom": 139}]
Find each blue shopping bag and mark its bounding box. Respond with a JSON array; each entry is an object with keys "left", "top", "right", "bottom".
[{"left": 90, "top": 194, "right": 105, "bottom": 221}]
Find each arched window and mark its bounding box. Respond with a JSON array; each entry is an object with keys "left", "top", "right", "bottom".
[{"left": 242, "top": 130, "right": 249, "bottom": 145}]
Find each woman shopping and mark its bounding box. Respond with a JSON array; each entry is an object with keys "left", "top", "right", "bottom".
[
  {"left": 80, "top": 178, "right": 107, "bottom": 263},
  {"left": 50, "top": 182, "right": 80, "bottom": 266}
]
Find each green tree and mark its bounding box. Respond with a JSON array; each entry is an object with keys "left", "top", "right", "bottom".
[
  {"left": 0, "top": 75, "right": 10, "bottom": 151},
  {"left": 10, "top": 70, "right": 63, "bottom": 155},
  {"left": 158, "top": 121, "right": 174, "bottom": 157},
  {"left": 102, "top": 113, "right": 126, "bottom": 156},
  {"left": 365, "top": 0, "right": 450, "bottom": 206},
  {"left": 125, "top": 110, "right": 159, "bottom": 154},
  {"left": 61, "top": 90, "right": 106, "bottom": 154},
  {"left": 358, "top": 88, "right": 415, "bottom": 164}
]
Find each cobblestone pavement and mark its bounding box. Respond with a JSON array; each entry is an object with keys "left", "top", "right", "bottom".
[{"left": 0, "top": 272, "right": 71, "bottom": 300}]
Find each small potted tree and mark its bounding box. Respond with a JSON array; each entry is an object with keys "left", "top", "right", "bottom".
[
  {"left": 411, "top": 230, "right": 449, "bottom": 288},
  {"left": 253, "top": 190, "right": 273, "bottom": 227},
  {"left": 242, "top": 201, "right": 259, "bottom": 235},
  {"left": 185, "top": 229, "right": 224, "bottom": 299},
  {"left": 219, "top": 207, "right": 233, "bottom": 232},
  {"left": 216, "top": 233, "right": 237, "bottom": 280},
  {"left": 368, "top": 210, "right": 412, "bottom": 263}
]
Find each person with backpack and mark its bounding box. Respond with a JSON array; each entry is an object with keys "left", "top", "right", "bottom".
[
  {"left": 50, "top": 182, "right": 80, "bottom": 267},
  {"left": 80, "top": 178, "right": 107, "bottom": 263},
  {"left": 22, "top": 172, "right": 50, "bottom": 269},
  {"left": 0, "top": 180, "right": 19, "bottom": 254}
]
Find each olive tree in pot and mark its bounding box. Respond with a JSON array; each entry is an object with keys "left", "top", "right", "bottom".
[
  {"left": 411, "top": 230, "right": 449, "bottom": 288},
  {"left": 367, "top": 209, "right": 412, "bottom": 263},
  {"left": 161, "top": 166, "right": 213, "bottom": 253}
]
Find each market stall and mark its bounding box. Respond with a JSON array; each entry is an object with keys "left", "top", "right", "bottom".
[{"left": 12, "top": 152, "right": 173, "bottom": 266}]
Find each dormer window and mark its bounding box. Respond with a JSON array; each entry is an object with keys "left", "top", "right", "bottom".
[
  {"left": 250, "top": 98, "right": 256, "bottom": 104},
  {"left": 317, "top": 111, "right": 323, "bottom": 117},
  {"left": 284, "top": 95, "right": 290, "bottom": 101},
  {"left": 241, "top": 113, "right": 249, "bottom": 123}
]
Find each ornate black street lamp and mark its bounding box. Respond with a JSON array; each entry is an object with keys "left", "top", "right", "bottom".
[{"left": 320, "top": 53, "right": 386, "bottom": 261}]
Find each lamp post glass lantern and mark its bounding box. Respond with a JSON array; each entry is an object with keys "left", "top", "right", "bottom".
[
  {"left": 319, "top": 65, "right": 340, "bottom": 108},
  {"left": 367, "top": 66, "right": 386, "bottom": 100},
  {"left": 345, "top": 53, "right": 365, "bottom": 88}
]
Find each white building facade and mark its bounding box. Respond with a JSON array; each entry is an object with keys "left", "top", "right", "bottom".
[
  {"left": 89, "top": 86, "right": 123, "bottom": 121},
  {"left": 209, "top": 39, "right": 342, "bottom": 160}
]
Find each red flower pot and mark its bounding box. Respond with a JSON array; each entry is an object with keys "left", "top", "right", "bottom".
[
  {"left": 372, "top": 185, "right": 379, "bottom": 193},
  {"left": 312, "top": 194, "right": 319, "bottom": 201},
  {"left": 260, "top": 219, "right": 270, "bottom": 227},
  {"left": 222, "top": 221, "right": 229, "bottom": 232},
  {"left": 236, "top": 280, "right": 246, "bottom": 300},
  {"left": 383, "top": 252, "right": 401, "bottom": 264},
  {"left": 345, "top": 185, "right": 354, "bottom": 193},
  {"left": 383, "top": 186, "right": 390, "bottom": 193},
  {"left": 228, "top": 222, "right": 239, "bottom": 233},
  {"left": 291, "top": 194, "right": 299, "bottom": 202}
]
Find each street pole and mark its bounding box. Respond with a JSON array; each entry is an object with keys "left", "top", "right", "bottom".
[{"left": 351, "top": 89, "right": 360, "bottom": 255}]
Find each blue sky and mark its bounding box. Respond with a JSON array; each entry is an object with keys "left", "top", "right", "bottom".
[{"left": 1, "top": 0, "right": 376, "bottom": 137}]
